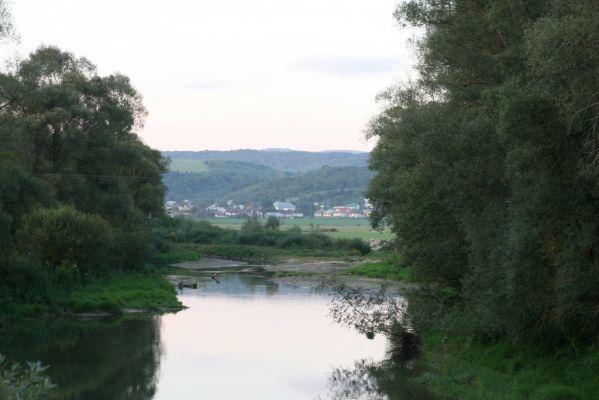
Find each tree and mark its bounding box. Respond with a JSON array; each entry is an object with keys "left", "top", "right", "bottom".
[
  {"left": 265, "top": 216, "right": 280, "bottom": 230},
  {"left": 18, "top": 206, "right": 114, "bottom": 276},
  {"left": 367, "top": 0, "right": 599, "bottom": 342}
]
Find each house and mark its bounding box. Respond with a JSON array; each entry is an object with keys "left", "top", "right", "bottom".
[
  {"left": 273, "top": 201, "right": 296, "bottom": 211},
  {"left": 271, "top": 201, "right": 303, "bottom": 219}
]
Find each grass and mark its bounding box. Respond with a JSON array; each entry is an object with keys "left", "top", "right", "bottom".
[
  {"left": 415, "top": 333, "right": 599, "bottom": 400},
  {"left": 154, "top": 244, "right": 201, "bottom": 266},
  {"left": 57, "top": 273, "right": 182, "bottom": 313},
  {"left": 202, "top": 217, "right": 395, "bottom": 241},
  {"left": 168, "top": 159, "right": 208, "bottom": 173},
  {"left": 194, "top": 243, "right": 360, "bottom": 264},
  {"left": 344, "top": 260, "right": 415, "bottom": 282}
]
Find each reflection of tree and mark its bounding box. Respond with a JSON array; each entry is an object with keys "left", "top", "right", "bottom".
[
  {"left": 321, "top": 283, "right": 436, "bottom": 400},
  {"left": 317, "top": 360, "right": 387, "bottom": 400},
  {"left": 0, "top": 316, "right": 162, "bottom": 400},
  {"left": 317, "top": 359, "right": 438, "bottom": 400}
]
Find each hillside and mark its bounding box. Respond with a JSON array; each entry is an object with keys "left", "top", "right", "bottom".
[
  {"left": 226, "top": 165, "right": 374, "bottom": 214},
  {"left": 163, "top": 160, "right": 288, "bottom": 204},
  {"left": 163, "top": 149, "right": 368, "bottom": 172}
]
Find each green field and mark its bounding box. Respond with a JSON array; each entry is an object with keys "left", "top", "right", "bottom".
[
  {"left": 168, "top": 159, "right": 208, "bottom": 173},
  {"left": 202, "top": 217, "right": 394, "bottom": 241}
]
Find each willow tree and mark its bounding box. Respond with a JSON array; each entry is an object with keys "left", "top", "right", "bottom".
[{"left": 368, "top": 0, "right": 599, "bottom": 342}]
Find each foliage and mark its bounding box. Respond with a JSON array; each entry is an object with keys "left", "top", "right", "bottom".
[
  {"left": 18, "top": 206, "right": 114, "bottom": 276},
  {"left": 163, "top": 161, "right": 373, "bottom": 214},
  {"left": 367, "top": 0, "right": 599, "bottom": 343},
  {"left": 265, "top": 216, "right": 280, "bottom": 230},
  {"left": 0, "top": 40, "right": 171, "bottom": 315},
  {"left": 58, "top": 273, "right": 182, "bottom": 313},
  {"left": 345, "top": 260, "right": 415, "bottom": 282},
  {"left": 163, "top": 149, "right": 368, "bottom": 172},
  {"left": 0, "top": 354, "right": 54, "bottom": 400},
  {"left": 417, "top": 333, "right": 599, "bottom": 400}
]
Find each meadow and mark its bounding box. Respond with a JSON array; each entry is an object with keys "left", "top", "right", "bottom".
[
  {"left": 202, "top": 217, "right": 394, "bottom": 241},
  {"left": 168, "top": 159, "right": 208, "bottom": 173}
]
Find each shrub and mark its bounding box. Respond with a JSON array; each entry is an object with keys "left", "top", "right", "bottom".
[
  {"left": 0, "top": 354, "right": 54, "bottom": 400},
  {"left": 17, "top": 206, "right": 114, "bottom": 275}
]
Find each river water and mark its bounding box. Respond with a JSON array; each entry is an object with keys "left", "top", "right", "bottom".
[{"left": 0, "top": 272, "right": 437, "bottom": 399}]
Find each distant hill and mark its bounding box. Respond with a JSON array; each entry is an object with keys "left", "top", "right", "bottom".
[
  {"left": 163, "top": 160, "right": 288, "bottom": 204},
  {"left": 162, "top": 149, "right": 368, "bottom": 172},
  {"left": 162, "top": 149, "right": 374, "bottom": 214},
  {"left": 226, "top": 165, "right": 375, "bottom": 215}
]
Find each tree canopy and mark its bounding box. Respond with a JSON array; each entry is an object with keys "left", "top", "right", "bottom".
[
  {"left": 367, "top": 0, "right": 599, "bottom": 342},
  {"left": 0, "top": 44, "right": 169, "bottom": 303}
]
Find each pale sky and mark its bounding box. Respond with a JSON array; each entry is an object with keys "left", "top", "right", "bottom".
[{"left": 10, "top": 0, "right": 417, "bottom": 152}]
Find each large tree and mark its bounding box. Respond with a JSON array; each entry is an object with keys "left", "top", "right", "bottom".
[{"left": 368, "top": 0, "right": 599, "bottom": 341}]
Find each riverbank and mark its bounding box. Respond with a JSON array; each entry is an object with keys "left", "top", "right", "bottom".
[
  {"left": 5, "top": 273, "right": 183, "bottom": 318},
  {"left": 415, "top": 333, "right": 599, "bottom": 400}
]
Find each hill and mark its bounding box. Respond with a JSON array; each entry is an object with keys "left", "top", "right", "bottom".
[
  {"left": 163, "top": 160, "right": 288, "bottom": 204},
  {"left": 226, "top": 165, "right": 374, "bottom": 214},
  {"left": 163, "top": 149, "right": 368, "bottom": 172}
]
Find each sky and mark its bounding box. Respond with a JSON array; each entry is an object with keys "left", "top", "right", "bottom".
[{"left": 10, "top": 0, "right": 418, "bottom": 152}]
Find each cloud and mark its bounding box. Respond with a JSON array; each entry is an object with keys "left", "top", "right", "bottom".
[{"left": 296, "top": 56, "right": 399, "bottom": 75}]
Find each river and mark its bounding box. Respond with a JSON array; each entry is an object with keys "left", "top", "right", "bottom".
[{"left": 0, "top": 271, "right": 437, "bottom": 399}]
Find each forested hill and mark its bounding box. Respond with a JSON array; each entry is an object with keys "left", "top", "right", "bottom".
[
  {"left": 163, "top": 149, "right": 368, "bottom": 172},
  {"left": 225, "top": 166, "right": 374, "bottom": 210},
  {"left": 162, "top": 159, "right": 373, "bottom": 211}
]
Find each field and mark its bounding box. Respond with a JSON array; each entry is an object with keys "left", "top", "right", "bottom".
[
  {"left": 168, "top": 159, "right": 208, "bottom": 173},
  {"left": 202, "top": 217, "right": 394, "bottom": 241}
]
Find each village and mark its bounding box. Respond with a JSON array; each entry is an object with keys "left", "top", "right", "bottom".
[{"left": 164, "top": 198, "right": 374, "bottom": 220}]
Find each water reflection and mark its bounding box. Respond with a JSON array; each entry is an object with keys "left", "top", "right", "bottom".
[
  {"left": 0, "top": 272, "right": 436, "bottom": 399},
  {"left": 0, "top": 317, "right": 161, "bottom": 400},
  {"left": 319, "top": 359, "right": 438, "bottom": 400}
]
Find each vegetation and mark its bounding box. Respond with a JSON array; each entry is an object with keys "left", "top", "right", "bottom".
[
  {"left": 368, "top": 0, "right": 599, "bottom": 345},
  {"left": 361, "top": 1, "right": 599, "bottom": 398},
  {"left": 57, "top": 273, "right": 182, "bottom": 314},
  {"left": 165, "top": 216, "right": 372, "bottom": 263},
  {"left": 345, "top": 258, "right": 415, "bottom": 282},
  {"left": 163, "top": 149, "right": 368, "bottom": 172},
  {"left": 206, "top": 217, "right": 394, "bottom": 241},
  {"left": 168, "top": 159, "right": 208, "bottom": 173},
  {"left": 0, "top": 354, "right": 53, "bottom": 400},
  {"left": 164, "top": 162, "right": 373, "bottom": 214},
  {"left": 417, "top": 333, "right": 599, "bottom": 400},
  {"left": 0, "top": 4, "right": 186, "bottom": 317},
  {"left": 163, "top": 160, "right": 286, "bottom": 204}
]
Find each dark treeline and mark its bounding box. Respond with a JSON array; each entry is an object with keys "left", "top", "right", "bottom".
[
  {"left": 0, "top": 39, "right": 169, "bottom": 309},
  {"left": 367, "top": 0, "right": 599, "bottom": 344}
]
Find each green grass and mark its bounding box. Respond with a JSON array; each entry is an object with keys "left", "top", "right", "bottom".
[
  {"left": 344, "top": 260, "right": 415, "bottom": 282},
  {"left": 195, "top": 244, "right": 358, "bottom": 264},
  {"left": 168, "top": 159, "right": 208, "bottom": 173},
  {"left": 202, "top": 217, "right": 395, "bottom": 241},
  {"left": 57, "top": 273, "right": 182, "bottom": 313},
  {"left": 416, "top": 333, "right": 599, "bottom": 400},
  {"left": 154, "top": 244, "right": 201, "bottom": 266}
]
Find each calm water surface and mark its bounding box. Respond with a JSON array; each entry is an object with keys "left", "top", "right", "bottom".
[{"left": 0, "top": 272, "right": 436, "bottom": 399}]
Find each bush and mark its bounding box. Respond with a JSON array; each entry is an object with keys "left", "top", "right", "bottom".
[
  {"left": 0, "top": 354, "right": 54, "bottom": 400},
  {"left": 17, "top": 206, "right": 114, "bottom": 276}
]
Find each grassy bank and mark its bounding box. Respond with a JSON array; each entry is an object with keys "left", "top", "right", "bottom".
[
  {"left": 6, "top": 273, "right": 182, "bottom": 317},
  {"left": 57, "top": 273, "right": 182, "bottom": 314},
  {"left": 414, "top": 333, "right": 599, "bottom": 400},
  {"left": 344, "top": 260, "right": 415, "bottom": 282}
]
